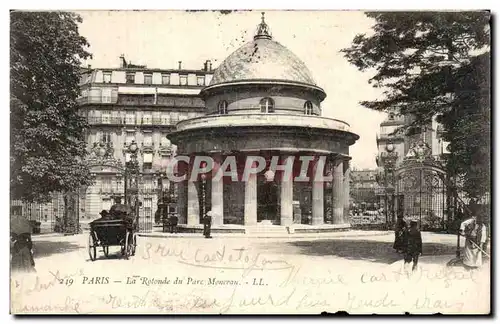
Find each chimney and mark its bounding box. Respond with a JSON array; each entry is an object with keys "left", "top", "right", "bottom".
[
  {"left": 203, "top": 61, "right": 208, "bottom": 71},
  {"left": 87, "top": 64, "right": 91, "bottom": 69},
  {"left": 178, "top": 61, "right": 182, "bottom": 70},
  {"left": 208, "top": 60, "right": 212, "bottom": 71},
  {"left": 119, "top": 54, "right": 126, "bottom": 68}
]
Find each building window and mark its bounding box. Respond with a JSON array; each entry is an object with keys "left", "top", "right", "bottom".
[
  {"left": 101, "top": 178, "right": 112, "bottom": 193},
  {"left": 102, "top": 88, "right": 112, "bottom": 103},
  {"left": 101, "top": 111, "right": 111, "bottom": 124},
  {"left": 125, "top": 113, "right": 136, "bottom": 125},
  {"left": 218, "top": 101, "right": 228, "bottom": 115},
  {"left": 160, "top": 154, "right": 170, "bottom": 169},
  {"left": 103, "top": 72, "right": 112, "bottom": 83},
  {"left": 102, "top": 197, "right": 112, "bottom": 210},
  {"left": 160, "top": 114, "right": 171, "bottom": 125},
  {"left": 125, "top": 132, "right": 135, "bottom": 146},
  {"left": 304, "top": 101, "right": 313, "bottom": 115},
  {"left": 260, "top": 97, "right": 275, "bottom": 113},
  {"left": 143, "top": 153, "right": 153, "bottom": 171},
  {"left": 179, "top": 75, "right": 188, "bottom": 86},
  {"left": 162, "top": 74, "right": 170, "bottom": 85},
  {"left": 160, "top": 135, "right": 170, "bottom": 147},
  {"left": 170, "top": 112, "right": 179, "bottom": 124},
  {"left": 144, "top": 74, "right": 153, "bottom": 85},
  {"left": 197, "top": 76, "right": 205, "bottom": 86},
  {"left": 143, "top": 134, "right": 153, "bottom": 147},
  {"left": 142, "top": 114, "right": 152, "bottom": 125},
  {"left": 101, "top": 131, "right": 112, "bottom": 144},
  {"left": 126, "top": 73, "right": 135, "bottom": 84}
]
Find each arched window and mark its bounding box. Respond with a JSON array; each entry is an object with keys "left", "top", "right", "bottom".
[
  {"left": 304, "top": 101, "right": 313, "bottom": 115},
  {"left": 260, "top": 97, "right": 274, "bottom": 113},
  {"left": 218, "top": 100, "right": 228, "bottom": 115}
]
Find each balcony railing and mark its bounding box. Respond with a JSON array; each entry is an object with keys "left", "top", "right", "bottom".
[
  {"left": 78, "top": 96, "right": 116, "bottom": 105},
  {"left": 88, "top": 117, "right": 124, "bottom": 125},
  {"left": 87, "top": 117, "right": 179, "bottom": 126}
]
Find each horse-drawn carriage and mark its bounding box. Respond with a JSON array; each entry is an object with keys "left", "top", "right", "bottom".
[{"left": 88, "top": 203, "right": 138, "bottom": 261}]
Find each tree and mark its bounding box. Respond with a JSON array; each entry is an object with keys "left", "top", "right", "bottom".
[
  {"left": 10, "top": 11, "right": 93, "bottom": 204},
  {"left": 342, "top": 12, "right": 490, "bottom": 201}
]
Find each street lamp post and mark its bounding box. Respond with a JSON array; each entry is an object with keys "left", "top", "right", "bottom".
[
  {"left": 125, "top": 141, "right": 140, "bottom": 226},
  {"left": 155, "top": 170, "right": 168, "bottom": 225},
  {"left": 200, "top": 173, "right": 207, "bottom": 220},
  {"left": 381, "top": 144, "right": 398, "bottom": 226}
]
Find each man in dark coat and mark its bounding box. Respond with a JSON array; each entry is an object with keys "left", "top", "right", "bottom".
[
  {"left": 169, "top": 215, "right": 179, "bottom": 234},
  {"left": 403, "top": 220, "right": 423, "bottom": 272},
  {"left": 97, "top": 210, "right": 111, "bottom": 221},
  {"left": 393, "top": 217, "right": 407, "bottom": 253},
  {"left": 203, "top": 211, "right": 213, "bottom": 239}
]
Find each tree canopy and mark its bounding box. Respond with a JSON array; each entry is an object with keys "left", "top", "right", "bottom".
[
  {"left": 10, "top": 11, "right": 93, "bottom": 203},
  {"left": 342, "top": 11, "right": 491, "bottom": 201}
]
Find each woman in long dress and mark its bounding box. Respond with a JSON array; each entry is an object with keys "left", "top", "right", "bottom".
[
  {"left": 11, "top": 232, "right": 36, "bottom": 273},
  {"left": 460, "top": 216, "right": 487, "bottom": 269}
]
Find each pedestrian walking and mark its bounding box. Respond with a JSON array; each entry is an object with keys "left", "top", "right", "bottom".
[
  {"left": 11, "top": 215, "right": 36, "bottom": 273},
  {"left": 393, "top": 217, "right": 407, "bottom": 253},
  {"left": 460, "top": 215, "right": 487, "bottom": 270},
  {"left": 169, "top": 215, "right": 179, "bottom": 234},
  {"left": 403, "top": 220, "right": 422, "bottom": 272},
  {"left": 203, "top": 211, "right": 213, "bottom": 238}
]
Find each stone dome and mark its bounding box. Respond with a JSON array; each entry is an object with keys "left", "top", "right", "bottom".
[
  {"left": 210, "top": 38, "right": 317, "bottom": 86},
  {"left": 209, "top": 13, "right": 317, "bottom": 87}
]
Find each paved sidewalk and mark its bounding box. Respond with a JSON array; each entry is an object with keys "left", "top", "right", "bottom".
[{"left": 138, "top": 229, "right": 392, "bottom": 239}]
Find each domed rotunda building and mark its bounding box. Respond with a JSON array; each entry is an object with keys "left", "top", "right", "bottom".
[{"left": 168, "top": 14, "right": 359, "bottom": 233}]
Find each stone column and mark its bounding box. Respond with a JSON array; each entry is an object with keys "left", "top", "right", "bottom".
[
  {"left": 244, "top": 173, "right": 257, "bottom": 225},
  {"left": 311, "top": 156, "right": 324, "bottom": 225},
  {"left": 211, "top": 154, "right": 224, "bottom": 226},
  {"left": 187, "top": 180, "right": 199, "bottom": 225},
  {"left": 332, "top": 159, "right": 344, "bottom": 224},
  {"left": 176, "top": 180, "right": 187, "bottom": 224},
  {"left": 280, "top": 156, "right": 293, "bottom": 226},
  {"left": 343, "top": 160, "right": 350, "bottom": 224}
]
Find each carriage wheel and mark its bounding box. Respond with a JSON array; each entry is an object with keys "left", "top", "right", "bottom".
[
  {"left": 131, "top": 233, "right": 137, "bottom": 256},
  {"left": 103, "top": 246, "right": 109, "bottom": 258},
  {"left": 123, "top": 230, "right": 130, "bottom": 260},
  {"left": 88, "top": 234, "right": 96, "bottom": 261}
]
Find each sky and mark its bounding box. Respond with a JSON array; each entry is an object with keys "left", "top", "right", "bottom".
[{"left": 75, "top": 10, "right": 388, "bottom": 170}]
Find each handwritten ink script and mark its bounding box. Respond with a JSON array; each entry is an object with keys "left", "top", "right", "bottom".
[{"left": 10, "top": 247, "right": 488, "bottom": 314}]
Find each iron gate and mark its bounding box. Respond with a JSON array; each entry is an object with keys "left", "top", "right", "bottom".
[
  {"left": 395, "top": 162, "right": 447, "bottom": 230},
  {"left": 10, "top": 193, "right": 70, "bottom": 234}
]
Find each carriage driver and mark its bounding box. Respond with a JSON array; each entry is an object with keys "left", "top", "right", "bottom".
[{"left": 97, "top": 210, "right": 111, "bottom": 221}]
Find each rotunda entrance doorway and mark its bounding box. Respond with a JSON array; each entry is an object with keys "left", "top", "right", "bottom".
[{"left": 257, "top": 176, "right": 280, "bottom": 225}]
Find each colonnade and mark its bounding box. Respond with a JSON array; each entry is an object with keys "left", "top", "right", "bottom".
[{"left": 177, "top": 153, "right": 351, "bottom": 226}]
